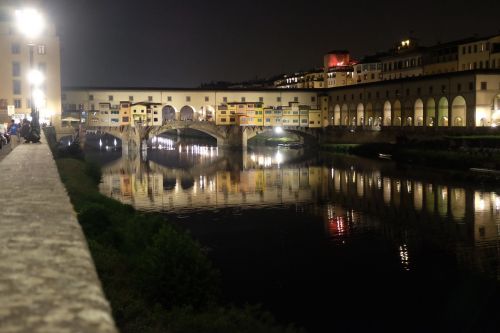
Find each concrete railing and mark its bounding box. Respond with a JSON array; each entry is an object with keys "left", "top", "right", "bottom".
[{"left": 0, "top": 135, "right": 118, "bottom": 332}]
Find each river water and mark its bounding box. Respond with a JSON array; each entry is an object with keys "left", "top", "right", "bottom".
[{"left": 88, "top": 136, "right": 500, "bottom": 333}]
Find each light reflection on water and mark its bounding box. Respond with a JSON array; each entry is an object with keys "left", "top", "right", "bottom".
[{"left": 93, "top": 140, "right": 500, "bottom": 331}]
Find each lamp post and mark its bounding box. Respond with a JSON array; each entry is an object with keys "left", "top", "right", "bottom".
[{"left": 16, "top": 8, "right": 45, "bottom": 143}]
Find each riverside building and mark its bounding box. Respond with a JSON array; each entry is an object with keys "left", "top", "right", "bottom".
[{"left": 0, "top": 2, "right": 61, "bottom": 125}]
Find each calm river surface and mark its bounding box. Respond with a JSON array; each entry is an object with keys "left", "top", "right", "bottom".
[{"left": 88, "top": 136, "right": 500, "bottom": 333}]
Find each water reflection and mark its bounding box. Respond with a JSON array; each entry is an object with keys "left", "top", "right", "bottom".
[{"left": 97, "top": 143, "right": 500, "bottom": 281}]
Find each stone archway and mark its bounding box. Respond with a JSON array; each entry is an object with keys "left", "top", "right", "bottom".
[
  {"left": 365, "top": 103, "right": 374, "bottom": 127},
  {"left": 493, "top": 94, "right": 500, "bottom": 126},
  {"left": 162, "top": 105, "right": 176, "bottom": 123},
  {"left": 204, "top": 105, "right": 215, "bottom": 121},
  {"left": 451, "top": 96, "right": 466, "bottom": 127},
  {"left": 383, "top": 101, "right": 391, "bottom": 126},
  {"left": 349, "top": 103, "right": 357, "bottom": 126},
  {"left": 438, "top": 97, "right": 449, "bottom": 126},
  {"left": 426, "top": 98, "right": 436, "bottom": 126},
  {"left": 393, "top": 100, "right": 402, "bottom": 126},
  {"left": 356, "top": 103, "right": 364, "bottom": 126},
  {"left": 180, "top": 105, "right": 195, "bottom": 121},
  {"left": 414, "top": 99, "right": 424, "bottom": 126},
  {"left": 334, "top": 104, "right": 341, "bottom": 126},
  {"left": 404, "top": 101, "right": 413, "bottom": 126},
  {"left": 341, "top": 104, "right": 348, "bottom": 125}
]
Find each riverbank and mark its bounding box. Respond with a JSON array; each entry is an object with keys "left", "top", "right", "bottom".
[
  {"left": 321, "top": 134, "right": 500, "bottom": 180},
  {"left": 55, "top": 150, "right": 305, "bottom": 332}
]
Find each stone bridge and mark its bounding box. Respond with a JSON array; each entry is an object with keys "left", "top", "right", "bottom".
[{"left": 80, "top": 121, "right": 322, "bottom": 153}]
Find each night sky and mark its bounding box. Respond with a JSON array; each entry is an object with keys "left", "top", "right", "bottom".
[{"left": 41, "top": 0, "right": 500, "bottom": 88}]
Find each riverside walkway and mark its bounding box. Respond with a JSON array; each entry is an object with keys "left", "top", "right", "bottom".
[{"left": 0, "top": 137, "right": 117, "bottom": 332}]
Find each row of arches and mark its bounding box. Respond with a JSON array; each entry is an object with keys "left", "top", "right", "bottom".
[
  {"left": 161, "top": 105, "right": 216, "bottom": 122},
  {"left": 332, "top": 96, "right": 467, "bottom": 127}
]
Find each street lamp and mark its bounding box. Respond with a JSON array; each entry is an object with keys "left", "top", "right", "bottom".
[{"left": 16, "top": 8, "right": 45, "bottom": 143}]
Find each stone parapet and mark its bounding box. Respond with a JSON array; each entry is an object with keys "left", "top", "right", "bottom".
[{"left": 0, "top": 136, "right": 118, "bottom": 333}]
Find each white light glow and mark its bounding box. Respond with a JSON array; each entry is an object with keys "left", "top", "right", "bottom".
[
  {"left": 16, "top": 8, "right": 45, "bottom": 39},
  {"left": 28, "top": 69, "right": 44, "bottom": 86},
  {"left": 32, "top": 89, "right": 45, "bottom": 107},
  {"left": 274, "top": 126, "right": 283, "bottom": 134}
]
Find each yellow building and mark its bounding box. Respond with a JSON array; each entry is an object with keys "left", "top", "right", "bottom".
[
  {"left": 281, "top": 102, "right": 300, "bottom": 127},
  {"left": 263, "top": 107, "right": 282, "bottom": 127},
  {"left": 130, "top": 102, "right": 162, "bottom": 126},
  {"left": 215, "top": 104, "right": 236, "bottom": 125},
  {"left": 217, "top": 102, "right": 264, "bottom": 126},
  {"left": 119, "top": 101, "right": 131, "bottom": 126},
  {"left": 458, "top": 34, "right": 500, "bottom": 71},
  {"left": 308, "top": 109, "right": 322, "bottom": 128}
]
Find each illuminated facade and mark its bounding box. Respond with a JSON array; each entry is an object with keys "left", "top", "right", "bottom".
[
  {"left": 458, "top": 34, "right": 500, "bottom": 71},
  {"left": 0, "top": 3, "right": 61, "bottom": 125},
  {"left": 380, "top": 38, "right": 424, "bottom": 80}
]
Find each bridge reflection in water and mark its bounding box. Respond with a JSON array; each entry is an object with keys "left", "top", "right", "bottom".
[{"left": 98, "top": 143, "right": 500, "bottom": 280}]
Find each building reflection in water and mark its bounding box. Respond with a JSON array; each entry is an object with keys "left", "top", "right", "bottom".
[{"left": 99, "top": 145, "right": 500, "bottom": 279}]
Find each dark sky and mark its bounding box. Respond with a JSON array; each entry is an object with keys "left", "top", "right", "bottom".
[{"left": 41, "top": 0, "right": 500, "bottom": 88}]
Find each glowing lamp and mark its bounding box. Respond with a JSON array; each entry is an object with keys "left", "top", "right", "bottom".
[
  {"left": 16, "top": 8, "right": 45, "bottom": 39},
  {"left": 28, "top": 69, "right": 45, "bottom": 86},
  {"left": 274, "top": 126, "right": 283, "bottom": 134}
]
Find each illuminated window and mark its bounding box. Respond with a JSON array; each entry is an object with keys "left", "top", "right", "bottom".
[
  {"left": 37, "top": 44, "right": 46, "bottom": 55},
  {"left": 14, "top": 99, "right": 22, "bottom": 108}
]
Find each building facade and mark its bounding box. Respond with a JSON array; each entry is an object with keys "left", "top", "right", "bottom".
[
  {"left": 0, "top": 3, "right": 61, "bottom": 125},
  {"left": 63, "top": 70, "right": 500, "bottom": 133}
]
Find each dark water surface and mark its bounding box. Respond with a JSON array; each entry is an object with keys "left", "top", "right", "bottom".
[{"left": 89, "top": 136, "right": 500, "bottom": 333}]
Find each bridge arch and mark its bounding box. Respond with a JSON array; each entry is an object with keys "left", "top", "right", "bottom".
[
  {"left": 426, "top": 98, "right": 436, "bottom": 126},
  {"left": 162, "top": 105, "right": 177, "bottom": 123},
  {"left": 451, "top": 96, "right": 466, "bottom": 127},
  {"left": 383, "top": 101, "right": 391, "bottom": 126},
  {"left": 200, "top": 105, "right": 215, "bottom": 121},
  {"left": 414, "top": 99, "right": 424, "bottom": 126},
  {"left": 438, "top": 97, "right": 449, "bottom": 126},
  {"left": 356, "top": 103, "right": 364, "bottom": 126},
  {"left": 180, "top": 105, "right": 196, "bottom": 121}
]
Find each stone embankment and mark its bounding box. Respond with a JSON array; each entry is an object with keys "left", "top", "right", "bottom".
[{"left": 0, "top": 137, "right": 117, "bottom": 333}]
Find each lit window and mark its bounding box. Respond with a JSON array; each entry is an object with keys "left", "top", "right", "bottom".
[{"left": 37, "top": 44, "right": 46, "bottom": 55}]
